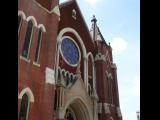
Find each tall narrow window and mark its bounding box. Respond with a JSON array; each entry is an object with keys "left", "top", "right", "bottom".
[
  {"left": 108, "top": 76, "right": 113, "bottom": 104},
  {"left": 22, "top": 20, "right": 34, "bottom": 58},
  {"left": 19, "top": 93, "right": 30, "bottom": 120},
  {"left": 34, "top": 28, "right": 43, "bottom": 63},
  {"left": 18, "top": 15, "right": 22, "bottom": 34},
  {"left": 88, "top": 56, "right": 93, "bottom": 96}
]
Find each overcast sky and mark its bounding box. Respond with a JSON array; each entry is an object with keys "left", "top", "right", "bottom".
[{"left": 60, "top": 0, "right": 140, "bottom": 120}]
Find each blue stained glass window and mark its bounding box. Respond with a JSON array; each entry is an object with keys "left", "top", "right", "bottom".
[{"left": 61, "top": 38, "right": 79, "bottom": 65}]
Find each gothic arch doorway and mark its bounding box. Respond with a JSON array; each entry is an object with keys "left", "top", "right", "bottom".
[
  {"left": 65, "top": 108, "right": 77, "bottom": 120},
  {"left": 64, "top": 98, "right": 90, "bottom": 120}
]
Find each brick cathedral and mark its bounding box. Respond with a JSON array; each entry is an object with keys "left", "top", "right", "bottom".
[{"left": 18, "top": 0, "right": 123, "bottom": 120}]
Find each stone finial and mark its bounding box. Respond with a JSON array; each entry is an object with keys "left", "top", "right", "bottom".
[{"left": 91, "top": 15, "right": 97, "bottom": 23}]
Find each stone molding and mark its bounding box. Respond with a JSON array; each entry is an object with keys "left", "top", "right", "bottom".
[{"left": 45, "top": 67, "right": 55, "bottom": 85}]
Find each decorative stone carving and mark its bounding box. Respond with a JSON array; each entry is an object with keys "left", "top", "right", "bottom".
[
  {"left": 95, "top": 53, "right": 106, "bottom": 62},
  {"left": 106, "top": 71, "right": 113, "bottom": 80},
  {"left": 95, "top": 51, "right": 112, "bottom": 67},
  {"left": 72, "top": 9, "right": 76, "bottom": 20},
  {"left": 56, "top": 67, "right": 77, "bottom": 88},
  {"left": 103, "top": 103, "right": 110, "bottom": 114}
]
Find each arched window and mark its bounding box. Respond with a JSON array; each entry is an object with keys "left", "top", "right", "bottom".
[
  {"left": 18, "top": 11, "right": 26, "bottom": 35},
  {"left": 87, "top": 53, "right": 95, "bottom": 96},
  {"left": 22, "top": 20, "right": 34, "bottom": 58},
  {"left": 19, "top": 93, "right": 30, "bottom": 120},
  {"left": 107, "top": 74, "right": 113, "bottom": 104},
  {"left": 18, "top": 15, "right": 22, "bottom": 33},
  {"left": 34, "top": 28, "right": 43, "bottom": 63},
  {"left": 88, "top": 56, "right": 93, "bottom": 96}
]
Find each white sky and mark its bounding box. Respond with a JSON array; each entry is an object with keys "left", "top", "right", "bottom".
[{"left": 60, "top": 0, "right": 140, "bottom": 120}]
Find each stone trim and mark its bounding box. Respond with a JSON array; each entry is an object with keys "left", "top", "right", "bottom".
[
  {"left": 33, "top": 62, "right": 40, "bottom": 67},
  {"left": 32, "top": 0, "right": 61, "bottom": 17},
  {"left": 37, "top": 24, "right": 46, "bottom": 32},
  {"left": 18, "top": 87, "right": 34, "bottom": 102},
  {"left": 97, "top": 103, "right": 102, "bottom": 113},
  {"left": 26, "top": 16, "right": 38, "bottom": 27},
  {"left": 18, "top": 10, "right": 47, "bottom": 32},
  {"left": 63, "top": 97, "right": 91, "bottom": 120},
  {"left": 51, "top": 5, "right": 61, "bottom": 17},
  {"left": 103, "top": 103, "right": 110, "bottom": 114},
  {"left": 56, "top": 67, "right": 77, "bottom": 88},
  {"left": 45, "top": 67, "right": 55, "bottom": 85},
  {"left": 20, "top": 56, "right": 30, "bottom": 63},
  {"left": 18, "top": 10, "right": 26, "bottom": 20}
]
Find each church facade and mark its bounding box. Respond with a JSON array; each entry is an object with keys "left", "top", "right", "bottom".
[{"left": 18, "top": 0, "right": 123, "bottom": 120}]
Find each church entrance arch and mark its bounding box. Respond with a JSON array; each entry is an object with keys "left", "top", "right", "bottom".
[{"left": 64, "top": 98, "right": 90, "bottom": 120}]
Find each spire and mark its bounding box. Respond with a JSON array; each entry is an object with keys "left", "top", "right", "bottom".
[
  {"left": 90, "top": 15, "right": 103, "bottom": 42},
  {"left": 91, "top": 15, "right": 97, "bottom": 42},
  {"left": 91, "top": 15, "right": 97, "bottom": 23}
]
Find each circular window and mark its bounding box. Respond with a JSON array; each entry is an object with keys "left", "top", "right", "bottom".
[{"left": 60, "top": 37, "right": 80, "bottom": 66}]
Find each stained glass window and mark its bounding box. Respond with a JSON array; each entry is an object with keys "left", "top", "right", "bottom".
[
  {"left": 34, "top": 28, "right": 43, "bottom": 63},
  {"left": 61, "top": 37, "right": 79, "bottom": 65}
]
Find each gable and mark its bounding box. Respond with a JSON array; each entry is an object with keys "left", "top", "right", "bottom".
[{"left": 59, "top": 0, "right": 95, "bottom": 54}]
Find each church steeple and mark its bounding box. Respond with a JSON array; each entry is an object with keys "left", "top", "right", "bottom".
[{"left": 90, "top": 15, "right": 103, "bottom": 42}]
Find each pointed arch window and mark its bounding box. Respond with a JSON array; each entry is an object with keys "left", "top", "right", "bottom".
[
  {"left": 107, "top": 74, "right": 113, "bottom": 104},
  {"left": 18, "top": 15, "right": 22, "bottom": 33},
  {"left": 19, "top": 93, "right": 30, "bottom": 120},
  {"left": 88, "top": 56, "right": 93, "bottom": 96},
  {"left": 22, "top": 20, "right": 34, "bottom": 58},
  {"left": 34, "top": 28, "right": 43, "bottom": 63}
]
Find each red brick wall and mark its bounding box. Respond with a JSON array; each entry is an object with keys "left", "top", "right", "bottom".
[
  {"left": 18, "top": 0, "right": 59, "bottom": 119},
  {"left": 95, "top": 41, "right": 121, "bottom": 120}
]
